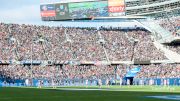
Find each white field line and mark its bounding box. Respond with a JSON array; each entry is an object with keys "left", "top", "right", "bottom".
[{"left": 10, "top": 86, "right": 180, "bottom": 93}]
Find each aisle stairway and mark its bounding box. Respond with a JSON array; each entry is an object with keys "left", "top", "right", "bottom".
[
  {"left": 134, "top": 19, "right": 175, "bottom": 43},
  {"left": 153, "top": 41, "right": 180, "bottom": 63}
]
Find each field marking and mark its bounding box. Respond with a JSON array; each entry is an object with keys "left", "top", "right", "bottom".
[
  {"left": 55, "top": 87, "right": 179, "bottom": 93},
  {"left": 13, "top": 86, "right": 180, "bottom": 93},
  {"left": 56, "top": 88, "right": 121, "bottom": 91},
  {"left": 147, "top": 95, "right": 180, "bottom": 100}
]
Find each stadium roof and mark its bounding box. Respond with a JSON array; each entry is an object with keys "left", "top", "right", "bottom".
[
  {"left": 40, "top": 0, "right": 104, "bottom": 4},
  {"left": 48, "top": 16, "right": 147, "bottom": 22},
  {"left": 41, "top": 0, "right": 138, "bottom": 4},
  {"left": 94, "top": 16, "right": 147, "bottom": 20}
]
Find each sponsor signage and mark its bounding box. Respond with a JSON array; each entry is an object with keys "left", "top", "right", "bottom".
[
  {"left": 40, "top": 4, "right": 56, "bottom": 17},
  {"left": 40, "top": 0, "right": 125, "bottom": 20},
  {"left": 108, "top": 0, "right": 125, "bottom": 16},
  {"left": 126, "top": 66, "right": 141, "bottom": 77}
]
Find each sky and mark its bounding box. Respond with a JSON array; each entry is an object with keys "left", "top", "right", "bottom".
[
  {"left": 0, "top": 0, "right": 40, "bottom": 23},
  {"left": 0, "top": 0, "right": 63, "bottom": 25},
  {"left": 0, "top": 0, "right": 137, "bottom": 27}
]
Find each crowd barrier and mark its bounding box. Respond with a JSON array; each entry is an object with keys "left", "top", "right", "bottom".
[
  {"left": 0, "top": 78, "right": 180, "bottom": 87},
  {"left": 133, "top": 78, "right": 180, "bottom": 86}
]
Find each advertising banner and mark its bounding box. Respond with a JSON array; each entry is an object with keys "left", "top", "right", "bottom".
[
  {"left": 40, "top": 0, "right": 126, "bottom": 20},
  {"left": 40, "top": 4, "right": 56, "bottom": 17},
  {"left": 126, "top": 66, "right": 141, "bottom": 77},
  {"left": 108, "top": 0, "right": 125, "bottom": 16}
]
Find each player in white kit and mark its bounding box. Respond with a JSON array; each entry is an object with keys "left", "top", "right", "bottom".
[
  {"left": 52, "top": 79, "right": 56, "bottom": 88},
  {"left": 85, "top": 79, "right": 88, "bottom": 88},
  {"left": 120, "top": 77, "right": 123, "bottom": 87},
  {"left": 25, "top": 78, "right": 29, "bottom": 87},
  {"left": 98, "top": 79, "right": 102, "bottom": 88},
  {"left": 106, "top": 78, "right": 109, "bottom": 88}
]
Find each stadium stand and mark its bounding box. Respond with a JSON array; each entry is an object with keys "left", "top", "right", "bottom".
[
  {"left": 0, "top": 21, "right": 180, "bottom": 86},
  {"left": 0, "top": 23, "right": 167, "bottom": 61},
  {"left": 157, "top": 16, "right": 180, "bottom": 36},
  {"left": 0, "top": 0, "right": 180, "bottom": 87}
]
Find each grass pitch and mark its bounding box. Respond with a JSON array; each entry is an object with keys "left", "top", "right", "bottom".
[{"left": 0, "top": 86, "right": 180, "bottom": 101}]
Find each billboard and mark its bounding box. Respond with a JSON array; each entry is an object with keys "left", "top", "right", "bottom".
[
  {"left": 40, "top": 0, "right": 125, "bottom": 21},
  {"left": 69, "top": 1, "right": 108, "bottom": 19},
  {"left": 125, "top": 66, "right": 141, "bottom": 77},
  {"left": 108, "top": 0, "right": 125, "bottom": 16},
  {"left": 40, "top": 4, "right": 56, "bottom": 20}
]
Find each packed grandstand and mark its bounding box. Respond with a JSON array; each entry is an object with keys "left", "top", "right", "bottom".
[{"left": 0, "top": 0, "right": 180, "bottom": 87}]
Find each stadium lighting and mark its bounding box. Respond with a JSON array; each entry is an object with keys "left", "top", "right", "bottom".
[
  {"left": 10, "top": 37, "right": 16, "bottom": 42},
  {"left": 39, "top": 38, "right": 45, "bottom": 42},
  {"left": 131, "top": 38, "right": 139, "bottom": 61},
  {"left": 134, "top": 39, "right": 139, "bottom": 43},
  {"left": 66, "top": 38, "right": 72, "bottom": 43},
  {"left": 98, "top": 38, "right": 106, "bottom": 45}
]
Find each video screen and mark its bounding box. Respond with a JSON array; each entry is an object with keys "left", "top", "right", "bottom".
[{"left": 69, "top": 1, "right": 108, "bottom": 19}]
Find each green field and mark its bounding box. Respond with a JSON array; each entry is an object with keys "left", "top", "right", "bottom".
[{"left": 0, "top": 86, "right": 180, "bottom": 101}]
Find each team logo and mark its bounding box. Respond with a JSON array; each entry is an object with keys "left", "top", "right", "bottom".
[{"left": 42, "top": 5, "right": 47, "bottom": 11}]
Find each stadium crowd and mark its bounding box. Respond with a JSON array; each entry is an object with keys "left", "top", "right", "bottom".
[
  {"left": 126, "top": 0, "right": 172, "bottom": 7},
  {"left": 0, "top": 64, "right": 117, "bottom": 85},
  {"left": 0, "top": 22, "right": 180, "bottom": 86},
  {"left": 135, "top": 64, "right": 180, "bottom": 79},
  {"left": 0, "top": 23, "right": 167, "bottom": 61},
  {"left": 0, "top": 64, "right": 180, "bottom": 86},
  {"left": 157, "top": 16, "right": 180, "bottom": 36}
]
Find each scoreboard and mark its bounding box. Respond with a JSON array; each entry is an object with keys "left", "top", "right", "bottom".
[{"left": 40, "top": 0, "right": 125, "bottom": 21}]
